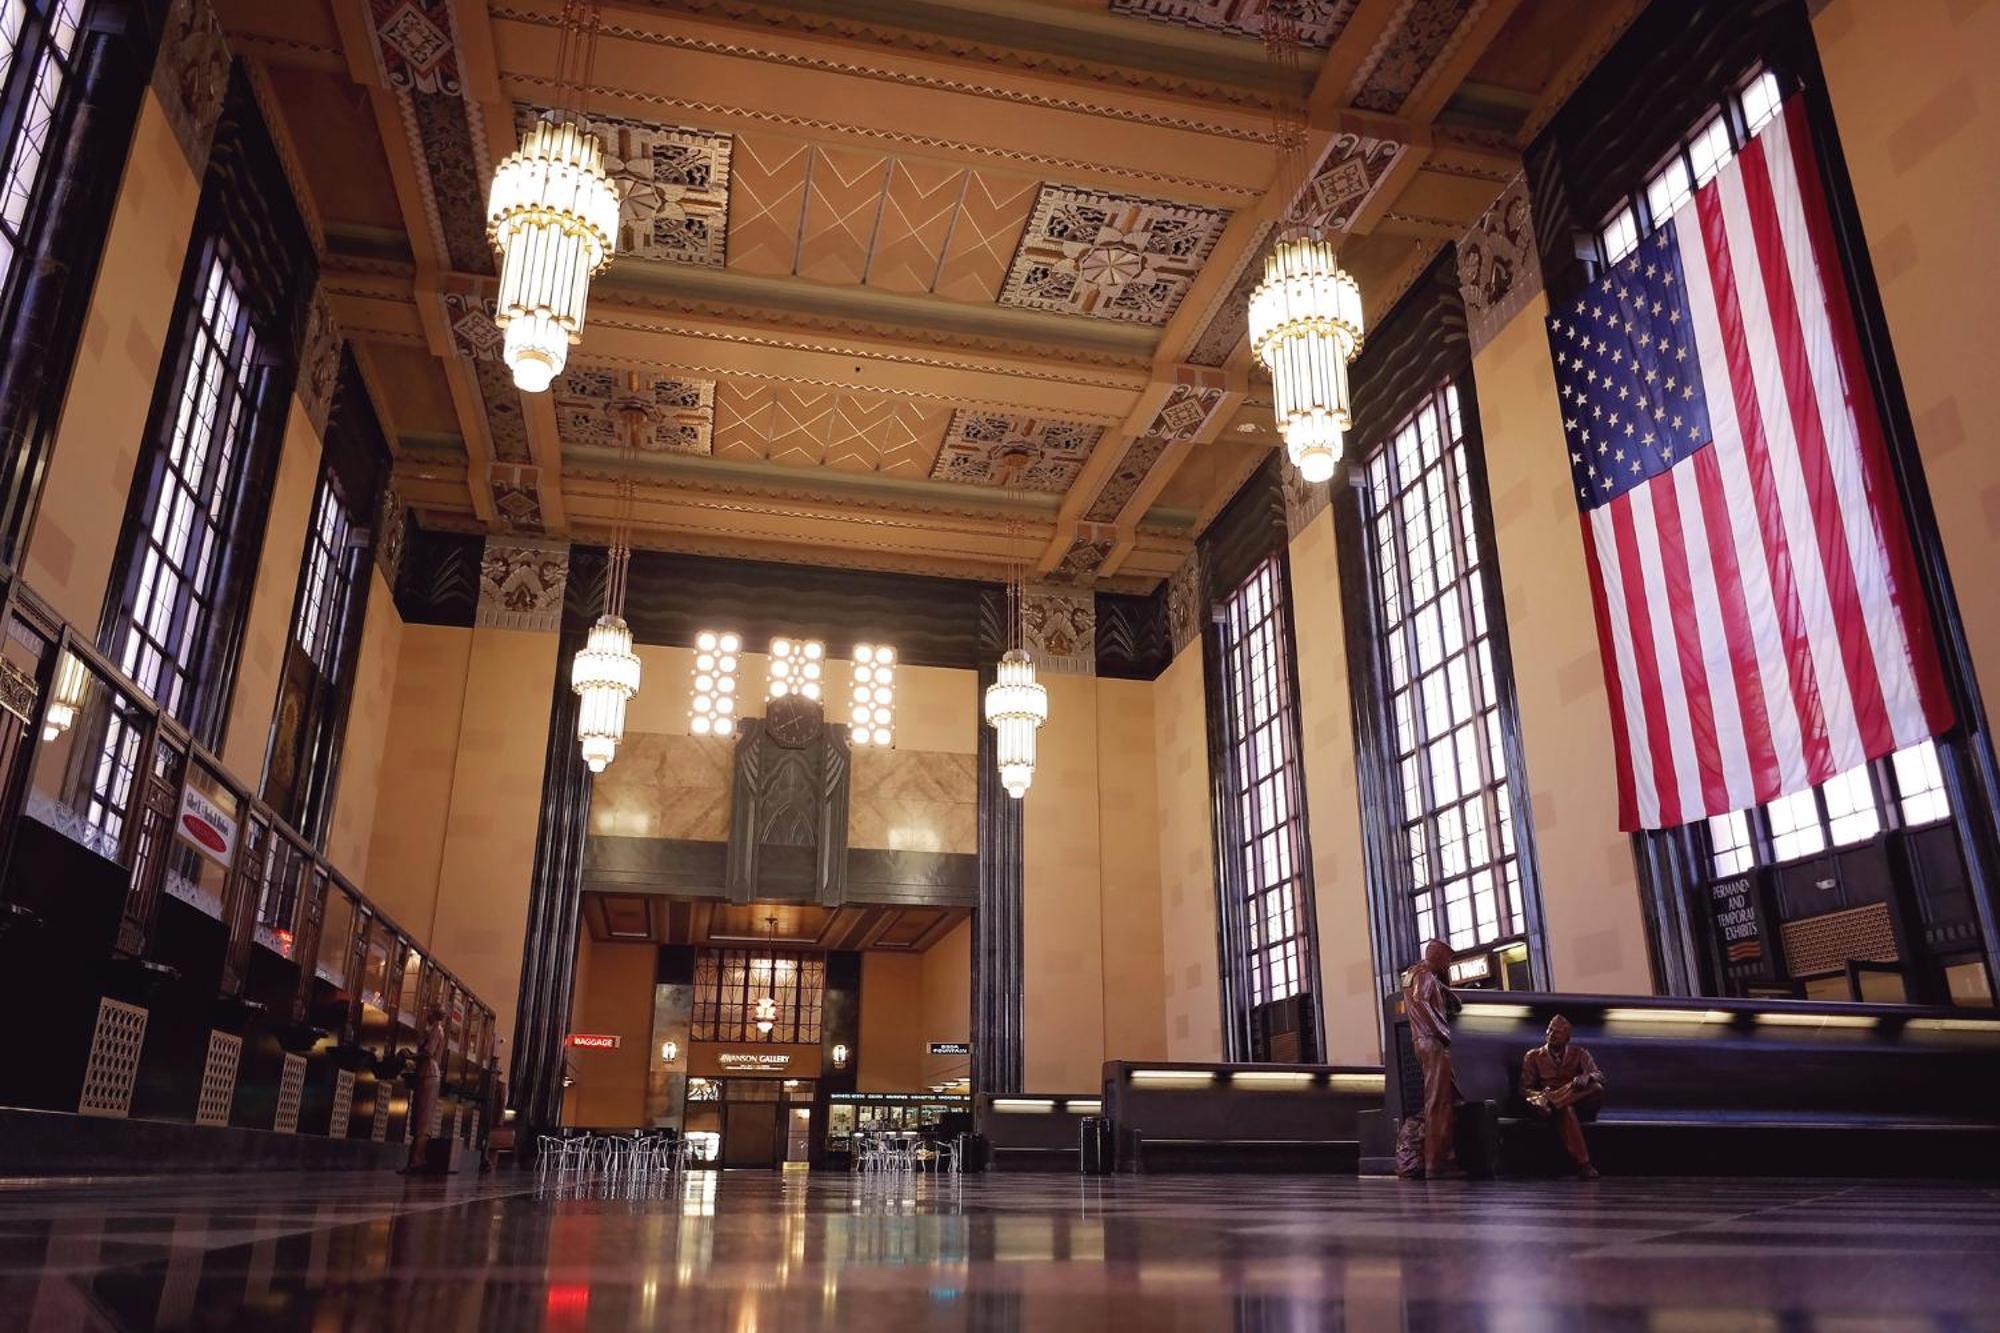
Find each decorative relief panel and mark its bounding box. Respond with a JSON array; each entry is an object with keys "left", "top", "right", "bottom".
[
  {"left": 366, "top": 0, "right": 463, "bottom": 93},
  {"left": 1084, "top": 435, "right": 1170, "bottom": 523},
  {"left": 1184, "top": 219, "right": 1274, "bottom": 367},
  {"left": 78, "top": 999, "right": 148, "bottom": 1119},
  {"left": 715, "top": 385, "right": 947, "bottom": 475},
  {"left": 376, "top": 478, "right": 408, "bottom": 586},
  {"left": 273, "top": 1053, "right": 306, "bottom": 1135},
  {"left": 1303, "top": 132, "right": 1406, "bottom": 230},
  {"left": 297, "top": 287, "right": 342, "bottom": 436},
  {"left": 488, "top": 464, "right": 545, "bottom": 534},
  {"left": 1166, "top": 548, "right": 1206, "bottom": 654},
  {"left": 930, "top": 412, "right": 1105, "bottom": 493},
  {"left": 1023, "top": 587, "right": 1095, "bottom": 675},
  {"left": 477, "top": 536, "right": 570, "bottom": 631},
  {"left": 153, "top": 0, "right": 230, "bottom": 175},
  {"left": 195, "top": 1030, "right": 242, "bottom": 1127},
  {"left": 443, "top": 291, "right": 503, "bottom": 361},
  {"left": 471, "top": 358, "right": 531, "bottom": 464},
  {"left": 1281, "top": 454, "right": 1330, "bottom": 536},
  {"left": 1107, "top": 0, "right": 1360, "bottom": 46},
  {"left": 1350, "top": 0, "right": 1480, "bottom": 114},
  {"left": 1044, "top": 531, "right": 1118, "bottom": 586},
  {"left": 1000, "top": 186, "right": 1229, "bottom": 325},
  {"left": 520, "top": 107, "right": 733, "bottom": 268},
  {"left": 330, "top": 1068, "right": 356, "bottom": 1139},
  {"left": 557, "top": 368, "right": 716, "bottom": 456},
  {"left": 1458, "top": 173, "right": 1540, "bottom": 356}
]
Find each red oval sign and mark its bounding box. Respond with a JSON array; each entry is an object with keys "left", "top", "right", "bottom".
[{"left": 181, "top": 813, "right": 227, "bottom": 853}]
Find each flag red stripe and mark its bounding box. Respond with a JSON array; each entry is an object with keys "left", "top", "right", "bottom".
[
  {"left": 1649, "top": 471, "right": 1730, "bottom": 815},
  {"left": 1738, "top": 133, "right": 1894, "bottom": 762},
  {"left": 1777, "top": 99, "right": 1954, "bottom": 737},
  {"left": 1609, "top": 495, "right": 1683, "bottom": 828},
  {"left": 1580, "top": 513, "right": 1640, "bottom": 830},
  {"left": 1692, "top": 445, "right": 1784, "bottom": 803},
  {"left": 1694, "top": 182, "right": 1834, "bottom": 783}
]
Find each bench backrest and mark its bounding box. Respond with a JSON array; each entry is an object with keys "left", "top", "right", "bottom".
[
  {"left": 976, "top": 1094, "right": 1100, "bottom": 1151},
  {"left": 1102, "top": 1061, "right": 1385, "bottom": 1142},
  {"left": 1383, "top": 992, "right": 2000, "bottom": 1126}
]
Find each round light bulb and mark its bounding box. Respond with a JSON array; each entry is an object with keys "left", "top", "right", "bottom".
[
  {"left": 719, "top": 633, "right": 740, "bottom": 653},
  {"left": 691, "top": 715, "right": 712, "bottom": 735},
  {"left": 697, "top": 632, "right": 718, "bottom": 652}
]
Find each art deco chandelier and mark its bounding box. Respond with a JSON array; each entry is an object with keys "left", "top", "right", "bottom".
[
  {"left": 485, "top": 0, "right": 619, "bottom": 393},
  {"left": 1247, "top": 2, "right": 1365, "bottom": 484},
  {"left": 983, "top": 448, "right": 1048, "bottom": 799},
  {"left": 571, "top": 375, "right": 647, "bottom": 773}
]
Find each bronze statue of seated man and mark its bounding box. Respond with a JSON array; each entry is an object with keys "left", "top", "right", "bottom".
[{"left": 1519, "top": 1014, "right": 1604, "bottom": 1179}]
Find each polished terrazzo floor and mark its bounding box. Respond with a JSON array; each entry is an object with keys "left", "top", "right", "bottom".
[{"left": 1, "top": 1168, "right": 1998, "bottom": 1330}]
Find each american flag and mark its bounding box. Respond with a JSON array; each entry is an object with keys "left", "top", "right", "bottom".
[{"left": 1548, "top": 97, "right": 1950, "bottom": 832}]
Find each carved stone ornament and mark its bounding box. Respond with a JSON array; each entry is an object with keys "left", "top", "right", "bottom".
[
  {"left": 1281, "top": 453, "right": 1331, "bottom": 537},
  {"left": 153, "top": 0, "right": 231, "bottom": 176},
  {"left": 1000, "top": 185, "right": 1230, "bottom": 326},
  {"left": 375, "top": 478, "right": 408, "bottom": 586},
  {"left": 475, "top": 536, "right": 569, "bottom": 631},
  {"left": 298, "top": 287, "right": 342, "bottom": 435},
  {"left": 726, "top": 710, "right": 852, "bottom": 907},
  {"left": 1458, "top": 172, "right": 1542, "bottom": 356},
  {"left": 1022, "top": 586, "right": 1095, "bottom": 675},
  {"left": 1166, "top": 548, "right": 1206, "bottom": 655}
]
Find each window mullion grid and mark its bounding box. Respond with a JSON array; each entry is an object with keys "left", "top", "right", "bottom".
[
  {"left": 1387, "top": 420, "right": 1449, "bottom": 947},
  {"left": 1438, "top": 392, "right": 1512, "bottom": 936}
]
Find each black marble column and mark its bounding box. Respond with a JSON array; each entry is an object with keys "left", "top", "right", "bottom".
[
  {"left": 973, "top": 650, "right": 1024, "bottom": 1097},
  {"left": 509, "top": 556, "right": 601, "bottom": 1137}
]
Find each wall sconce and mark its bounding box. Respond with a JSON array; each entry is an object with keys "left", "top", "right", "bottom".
[
  {"left": 831, "top": 1043, "right": 849, "bottom": 1069},
  {"left": 660, "top": 1039, "right": 678, "bottom": 1063}
]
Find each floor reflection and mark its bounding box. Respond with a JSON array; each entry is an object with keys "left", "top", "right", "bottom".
[{"left": 0, "top": 1171, "right": 1990, "bottom": 1330}]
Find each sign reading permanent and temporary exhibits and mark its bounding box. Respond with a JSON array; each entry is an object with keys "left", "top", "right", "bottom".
[
  {"left": 717, "top": 1052, "right": 792, "bottom": 1071},
  {"left": 1708, "top": 874, "right": 1767, "bottom": 967},
  {"left": 928, "top": 1042, "right": 971, "bottom": 1056},
  {"left": 566, "top": 1033, "right": 621, "bottom": 1050},
  {"left": 174, "top": 783, "right": 237, "bottom": 867}
]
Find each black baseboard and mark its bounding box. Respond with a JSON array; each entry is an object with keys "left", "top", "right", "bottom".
[
  {"left": 1126, "top": 1139, "right": 1361, "bottom": 1174},
  {"left": 989, "top": 1147, "right": 1080, "bottom": 1172},
  {"left": 0, "top": 1106, "right": 404, "bottom": 1176}
]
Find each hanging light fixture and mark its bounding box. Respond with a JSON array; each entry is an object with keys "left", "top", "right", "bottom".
[
  {"left": 754, "top": 916, "right": 780, "bottom": 1037},
  {"left": 571, "top": 376, "right": 644, "bottom": 772},
  {"left": 486, "top": 0, "right": 619, "bottom": 393},
  {"left": 983, "top": 446, "right": 1047, "bottom": 799},
  {"left": 1247, "top": 3, "right": 1365, "bottom": 485},
  {"left": 41, "top": 650, "right": 88, "bottom": 743}
]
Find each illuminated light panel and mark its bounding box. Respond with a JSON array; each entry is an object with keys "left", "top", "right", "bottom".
[
  {"left": 1460, "top": 1004, "right": 1535, "bottom": 1022},
  {"left": 1753, "top": 1011, "right": 1879, "bottom": 1030},
  {"left": 1913, "top": 1018, "right": 2000, "bottom": 1033},
  {"left": 1327, "top": 1073, "right": 1387, "bottom": 1092},
  {"left": 1063, "top": 1099, "right": 1103, "bottom": 1115},
  {"left": 1129, "top": 1069, "right": 1217, "bottom": 1086},
  {"left": 1231, "top": 1071, "right": 1314, "bottom": 1087},
  {"left": 688, "top": 630, "right": 742, "bottom": 737},
  {"left": 991, "top": 1098, "right": 1056, "bottom": 1113},
  {"left": 1603, "top": 1008, "right": 1733, "bottom": 1026},
  {"left": 848, "top": 643, "right": 897, "bottom": 747},
  {"left": 768, "top": 636, "right": 825, "bottom": 702}
]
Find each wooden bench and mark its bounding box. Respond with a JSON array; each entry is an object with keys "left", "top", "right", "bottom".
[
  {"left": 1377, "top": 991, "right": 2000, "bottom": 1177},
  {"left": 1100, "top": 1060, "right": 1385, "bottom": 1173},
  {"left": 975, "top": 1093, "right": 1099, "bottom": 1171}
]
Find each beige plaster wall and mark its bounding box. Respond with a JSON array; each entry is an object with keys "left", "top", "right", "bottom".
[
  {"left": 325, "top": 568, "right": 405, "bottom": 876},
  {"left": 1095, "top": 676, "right": 1167, "bottom": 1064},
  {"left": 217, "top": 399, "right": 320, "bottom": 780},
  {"left": 1153, "top": 641, "right": 1224, "bottom": 1060},
  {"left": 920, "top": 918, "right": 972, "bottom": 1087},
  {"left": 1022, "top": 671, "right": 1107, "bottom": 1092},
  {"left": 362, "top": 623, "right": 472, "bottom": 942},
  {"left": 1814, "top": 0, "right": 2000, "bottom": 701},
  {"left": 1288, "top": 510, "right": 1384, "bottom": 1062},
  {"left": 1474, "top": 293, "right": 1654, "bottom": 994},
  {"left": 427, "top": 626, "right": 561, "bottom": 1050},
  {"left": 25, "top": 92, "right": 199, "bottom": 635}
]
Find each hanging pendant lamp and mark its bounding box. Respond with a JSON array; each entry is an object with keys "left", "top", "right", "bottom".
[
  {"left": 983, "top": 447, "right": 1048, "bottom": 799},
  {"left": 571, "top": 375, "right": 645, "bottom": 772},
  {"left": 486, "top": 1, "right": 619, "bottom": 393},
  {"left": 1248, "top": 4, "right": 1365, "bottom": 484}
]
